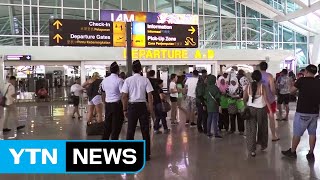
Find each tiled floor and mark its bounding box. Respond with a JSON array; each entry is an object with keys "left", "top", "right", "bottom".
[{"left": 0, "top": 102, "right": 319, "bottom": 180}]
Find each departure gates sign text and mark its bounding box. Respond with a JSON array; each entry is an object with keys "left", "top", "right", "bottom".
[{"left": 49, "top": 19, "right": 126, "bottom": 47}]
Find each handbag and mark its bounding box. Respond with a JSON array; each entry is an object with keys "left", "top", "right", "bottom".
[
  {"left": 208, "top": 91, "right": 219, "bottom": 105},
  {"left": 241, "top": 107, "right": 251, "bottom": 120},
  {"left": 228, "top": 103, "right": 238, "bottom": 115},
  {"left": 162, "top": 101, "right": 171, "bottom": 112},
  {"left": 0, "top": 85, "right": 10, "bottom": 107},
  {"left": 68, "top": 92, "right": 75, "bottom": 104},
  {"left": 86, "top": 121, "right": 105, "bottom": 136}
]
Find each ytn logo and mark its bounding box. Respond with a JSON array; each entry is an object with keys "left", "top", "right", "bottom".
[{"left": 9, "top": 148, "right": 58, "bottom": 165}]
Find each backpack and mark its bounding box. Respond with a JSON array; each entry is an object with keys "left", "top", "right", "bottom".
[
  {"left": 0, "top": 84, "right": 10, "bottom": 107},
  {"left": 86, "top": 83, "right": 94, "bottom": 98}
]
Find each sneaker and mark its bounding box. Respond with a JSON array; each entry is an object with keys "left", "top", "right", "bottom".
[
  {"left": 154, "top": 130, "right": 162, "bottom": 134},
  {"left": 17, "top": 125, "right": 25, "bottom": 130},
  {"left": 3, "top": 128, "right": 11, "bottom": 132},
  {"left": 171, "top": 121, "right": 178, "bottom": 125},
  {"left": 198, "top": 128, "right": 204, "bottom": 133},
  {"left": 215, "top": 135, "right": 223, "bottom": 138},
  {"left": 281, "top": 148, "right": 297, "bottom": 158},
  {"left": 146, "top": 155, "right": 151, "bottom": 161},
  {"left": 190, "top": 122, "right": 197, "bottom": 127},
  {"left": 261, "top": 146, "right": 267, "bottom": 151},
  {"left": 239, "top": 132, "right": 244, "bottom": 135},
  {"left": 251, "top": 152, "right": 256, "bottom": 157},
  {"left": 185, "top": 120, "right": 190, "bottom": 125},
  {"left": 164, "top": 129, "right": 171, "bottom": 134},
  {"left": 306, "top": 151, "right": 315, "bottom": 162},
  {"left": 207, "top": 133, "right": 213, "bottom": 138}
]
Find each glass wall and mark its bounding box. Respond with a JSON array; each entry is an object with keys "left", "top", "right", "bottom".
[{"left": 0, "top": 0, "right": 308, "bottom": 64}]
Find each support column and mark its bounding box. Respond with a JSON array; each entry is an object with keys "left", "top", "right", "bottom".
[
  {"left": 151, "top": 65, "right": 157, "bottom": 71},
  {"left": 80, "top": 61, "right": 86, "bottom": 85},
  {"left": 211, "top": 63, "right": 218, "bottom": 76},
  {"left": 9, "top": 68, "right": 13, "bottom": 76},
  {"left": 0, "top": 55, "right": 4, "bottom": 84},
  {"left": 126, "top": 22, "right": 132, "bottom": 77},
  {"left": 265, "top": 56, "right": 280, "bottom": 76},
  {"left": 311, "top": 35, "right": 320, "bottom": 65}
]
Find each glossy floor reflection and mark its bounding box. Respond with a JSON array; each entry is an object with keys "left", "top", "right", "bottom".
[{"left": 0, "top": 102, "right": 319, "bottom": 180}]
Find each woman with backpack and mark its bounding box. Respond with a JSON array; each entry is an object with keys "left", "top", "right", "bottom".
[{"left": 82, "top": 72, "right": 103, "bottom": 123}]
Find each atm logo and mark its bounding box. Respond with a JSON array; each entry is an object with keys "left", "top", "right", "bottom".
[{"left": 0, "top": 140, "right": 145, "bottom": 174}]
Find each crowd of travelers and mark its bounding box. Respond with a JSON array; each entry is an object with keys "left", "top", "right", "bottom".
[{"left": 1, "top": 61, "right": 320, "bottom": 162}]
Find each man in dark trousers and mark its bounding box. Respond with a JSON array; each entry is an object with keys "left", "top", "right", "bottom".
[
  {"left": 100, "top": 62, "right": 124, "bottom": 140},
  {"left": 122, "top": 60, "right": 154, "bottom": 161},
  {"left": 196, "top": 69, "right": 208, "bottom": 133}
]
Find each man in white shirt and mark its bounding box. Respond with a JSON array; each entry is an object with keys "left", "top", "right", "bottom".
[
  {"left": 121, "top": 60, "right": 154, "bottom": 161},
  {"left": 100, "top": 62, "right": 124, "bottom": 140},
  {"left": 70, "top": 78, "right": 84, "bottom": 119},
  {"left": 2, "top": 76, "right": 25, "bottom": 132},
  {"left": 184, "top": 70, "right": 199, "bottom": 127}
]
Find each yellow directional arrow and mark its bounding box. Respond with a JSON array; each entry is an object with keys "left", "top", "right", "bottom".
[
  {"left": 188, "top": 26, "right": 196, "bottom": 35},
  {"left": 53, "top": 34, "right": 63, "bottom": 43},
  {"left": 53, "top": 20, "right": 62, "bottom": 29}
]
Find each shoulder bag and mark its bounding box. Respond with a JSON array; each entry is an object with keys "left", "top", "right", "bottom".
[
  {"left": 162, "top": 101, "right": 171, "bottom": 113},
  {"left": 208, "top": 91, "right": 220, "bottom": 106},
  {"left": 68, "top": 91, "right": 75, "bottom": 104},
  {"left": 86, "top": 121, "right": 105, "bottom": 136},
  {"left": 228, "top": 101, "right": 238, "bottom": 115},
  {"left": 0, "top": 84, "right": 10, "bottom": 107}
]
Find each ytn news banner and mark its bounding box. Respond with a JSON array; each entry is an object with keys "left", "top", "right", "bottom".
[{"left": 0, "top": 140, "right": 145, "bottom": 174}]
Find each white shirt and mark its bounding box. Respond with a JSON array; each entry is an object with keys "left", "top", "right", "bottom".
[
  {"left": 100, "top": 74, "right": 124, "bottom": 102},
  {"left": 185, "top": 77, "right": 198, "bottom": 98},
  {"left": 121, "top": 73, "right": 154, "bottom": 103},
  {"left": 169, "top": 81, "right": 178, "bottom": 98},
  {"left": 1, "top": 83, "right": 15, "bottom": 106},
  {"left": 70, "top": 84, "right": 83, "bottom": 97}
]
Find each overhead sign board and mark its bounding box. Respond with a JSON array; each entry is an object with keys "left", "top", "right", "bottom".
[
  {"left": 5, "top": 55, "right": 31, "bottom": 60},
  {"left": 49, "top": 19, "right": 126, "bottom": 47},
  {"left": 100, "top": 10, "right": 199, "bottom": 25},
  {"left": 123, "top": 49, "right": 215, "bottom": 60},
  {"left": 132, "top": 22, "right": 198, "bottom": 48}
]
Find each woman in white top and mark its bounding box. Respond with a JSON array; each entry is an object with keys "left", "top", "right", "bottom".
[
  {"left": 169, "top": 74, "right": 179, "bottom": 125},
  {"left": 243, "top": 70, "right": 271, "bottom": 157},
  {"left": 70, "top": 78, "right": 84, "bottom": 119}
]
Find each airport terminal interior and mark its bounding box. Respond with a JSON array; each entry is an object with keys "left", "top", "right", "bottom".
[{"left": 0, "top": 0, "right": 320, "bottom": 179}]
